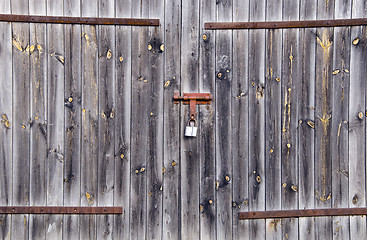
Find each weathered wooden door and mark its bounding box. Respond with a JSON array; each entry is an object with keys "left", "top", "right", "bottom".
[{"left": 2, "top": 0, "right": 367, "bottom": 239}]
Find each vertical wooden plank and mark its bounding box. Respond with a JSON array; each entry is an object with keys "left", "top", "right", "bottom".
[
  {"left": 349, "top": 1, "right": 367, "bottom": 239},
  {"left": 232, "top": 0, "right": 249, "bottom": 239},
  {"left": 10, "top": 0, "right": 30, "bottom": 238},
  {"left": 114, "top": 0, "right": 131, "bottom": 238},
  {"left": 63, "top": 0, "right": 81, "bottom": 239},
  {"left": 97, "top": 0, "right": 115, "bottom": 239},
  {"left": 146, "top": 1, "right": 164, "bottom": 239},
  {"left": 314, "top": 1, "right": 334, "bottom": 239},
  {"left": 248, "top": 0, "right": 266, "bottom": 239},
  {"left": 215, "top": 0, "right": 232, "bottom": 239},
  {"left": 29, "top": 0, "right": 47, "bottom": 238},
  {"left": 146, "top": 0, "right": 165, "bottom": 239},
  {"left": 264, "top": 0, "right": 282, "bottom": 239},
  {"left": 0, "top": 0, "right": 12, "bottom": 239},
  {"left": 180, "top": 0, "right": 200, "bottom": 239},
  {"left": 163, "top": 0, "right": 180, "bottom": 238},
  {"left": 130, "top": 0, "right": 149, "bottom": 239},
  {"left": 81, "top": 0, "right": 99, "bottom": 239},
  {"left": 199, "top": 0, "right": 216, "bottom": 239},
  {"left": 299, "top": 0, "right": 316, "bottom": 239},
  {"left": 281, "top": 1, "right": 300, "bottom": 240},
  {"left": 46, "top": 0, "right": 64, "bottom": 239},
  {"left": 332, "top": 0, "right": 352, "bottom": 239}
]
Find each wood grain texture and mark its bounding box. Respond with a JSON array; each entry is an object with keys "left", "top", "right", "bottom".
[
  {"left": 332, "top": 0, "right": 352, "bottom": 239},
  {"left": 298, "top": 0, "right": 316, "bottom": 239},
  {"left": 130, "top": 0, "right": 149, "bottom": 239},
  {"left": 264, "top": 0, "right": 282, "bottom": 240},
  {"left": 281, "top": 1, "right": 300, "bottom": 239},
  {"left": 28, "top": 0, "right": 47, "bottom": 238},
  {"left": 349, "top": 0, "right": 367, "bottom": 238},
  {"left": 46, "top": 0, "right": 64, "bottom": 239},
  {"left": 0, "top": 0, "right": 12, "bottom": 239},
  {"left": 97, "top": 0, "right": 115, "bottom": 239},
  {"left": 146, "top": 0, "right": 164, "bottom": 239},
  {"left": 63, "top": 0, "right": 81, "bottom": 239},
  {"left": 248, "top": 0, "right": 266, "bottom": 239},
  {"left": 215, "top": 0, "right": 233, "bottom": 239},
  {"left": 180, "top": 0, "right": 200, "bottom": 239},
  {"left": 163, "top": 0, "right": 180, "bottom": 239},
  {"left": 314, "top": 1, "right": 334, "bottom": 240},
  {"left": 11, "top": 0, "right": 30, "bottom": 239},
  {"left": 114, "top": 0, "right": 131, "bottom": 238},
  {"left": 232, "top": 0, "right": 249, "bottom": 239},
  {"left": 80, "top": 1, "right": 98, "bottom": 239},
  {"left": 199, "top": 0, "right": 216, "bottom": 239}
]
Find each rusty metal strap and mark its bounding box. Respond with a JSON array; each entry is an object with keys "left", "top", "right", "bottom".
[
  {"left": 239, "top": 208, "right": 367, "bottom": 220},
  {"left": 0, "top": 206, "right": 122, "bottom": 214},
  {"left": 205, "top": 18, "right": 367, "bottom": 30},
  {"left": 0, "top": 14, "right": 159, "bottom": 26}
]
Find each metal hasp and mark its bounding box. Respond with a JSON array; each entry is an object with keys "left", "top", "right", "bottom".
[
  {"left": 0, "top": 206, "right": 122, "bottom": 214},
  {"left": 238, "top": 207, "right": 367, "bottom": 220},
  {"left": 205, "top": 18, "right": 367, "bottom": 30},
  {"left": 173, "top": 92, "right": 212, "bottom": 119},
  {"left": 0, "top": 14, "right": 159, "bottom": 26}
]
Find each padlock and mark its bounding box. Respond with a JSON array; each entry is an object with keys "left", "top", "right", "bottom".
[{"left": 185, "top": 118, "right": 197, "bottom": 137}]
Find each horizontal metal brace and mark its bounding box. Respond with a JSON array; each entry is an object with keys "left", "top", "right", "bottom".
[
  {"left": 0, "top": 206, "right": 122, "bottom": 214},
  {"left": 0, "top": 14, "right": 159, "bottom": 26},
  {"left": 205, "top": 18, "right": 367, "bottom": 30},
  {"left": 239, "top": 208, "right": 367, "bottom": 220}
]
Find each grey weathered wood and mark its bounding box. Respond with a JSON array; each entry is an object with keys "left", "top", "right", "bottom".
[
  {"left": 298, "top": 0, "right": 316, "bottom": 239},
  {"left": 162, "top": 0, "right": 180, "bottom": 239},
  {"left": 10, "top": 0, "right": 30, "bottom": 239},
  {"left": 97, "top": 0, "right": 115, "bottom": 239},
  {"left": 232, "top": 0, "right": 249, "bottom": 239},
  {"left": 281, "top": 1, "right": 300, "bottom": 240},
  {"left": 0, "top": 0, "right": 12, "bottom": 239},
  {"left": 199, "top": 0, "right": 216, "bottom": 239},
  {"left": 332, "top": 0, "right": 352, "bottom": 239},
  {"left": 114, "top": 0, "right": 131, "bottom": 238},
  {"left": 215, "top": 0, "right": 232, "bottom": 239},
  {"left": 63, "top": 0, "right": 81, "bottom": 239},
  {"left": 248, "top": 0, "right": 266, "bottom": 239},
  {"left": 180, "top": 0, "right": 200, "bottom": 239},
  {"left": 349, "top": 1, "right": 367, "bottom": 239},
  {"left": 80, "top": 0, "right": 98, "bottom": 239},
  {"left": 146, "top": 1, "right": 164, "bottom": 239},
  {"left": 264, "top": 0, "right": 282, "bottom": 239},
  {"left": 130, "top": 0, "right": 149, "bottom": 239},
  {"left": 28, "top": 0, "right": 47, "bottom": 239},
  {"left": 314, "top": 1, "right": 334, "bottom": 239},
  {"left": 46, "top": 0, "right": 64, "bottom": 239}
]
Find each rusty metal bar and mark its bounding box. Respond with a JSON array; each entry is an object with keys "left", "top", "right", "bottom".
[
  {"left": 205, "top": 18, "right": 367, "bottom": 30},
  {"left": 0, "top": 14, "right": 159, "bottom": 26},
  {"left": 173, "top": 92, "right": 212, "bottom": 119},
  {"left": 239, "top": 208, "right": 367, "bottom": 220},
  {"left": 0, "top": 206, "right": 122, "bottom": 214},
  {"left": 173, "top": 92, "right": 212, "bottom": 104}
]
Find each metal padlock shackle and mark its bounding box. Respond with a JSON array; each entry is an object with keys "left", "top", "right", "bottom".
[{"left": 188, "top": 115, "right": 197, "bottom": 126}]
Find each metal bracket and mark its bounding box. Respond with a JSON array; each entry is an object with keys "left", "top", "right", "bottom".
[
  {"left": 205, "top": 18, "right": 367, "bottom": 30},
  {"left": 173, "top": 92, "right": 212, "bottom": 119},
  {"left": 0, "top": 206, "right": 122, "bottom": 214},
  {"left": 0, "top": 14, "right": 159, "bottom": 26},
  {"left": 238, "top": 207, "right": 367, "bottom": 220}
]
